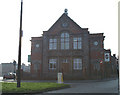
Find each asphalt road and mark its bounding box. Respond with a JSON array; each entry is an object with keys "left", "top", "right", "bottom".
[{"left": 42, "top": 79, "right": 118, "bottom": 94}]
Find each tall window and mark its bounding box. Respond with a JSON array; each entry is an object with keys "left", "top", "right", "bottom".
[
  {"left": 49, "top": 59, "right": 57, "bottom": 69},
  {"left": 61, "top": 33, "right": 69, "bottom": 49},
  {"left": 73, "top": 58, "right": 82, "bottom": 70},
  {"left": 73, "top": 37, "right": 82, "bottom": 49},
  {"left": 34, "top": 63, "right": 40, "bottom": 72},
  {"left": 49, "top": 38, "right": 57, "bottom": 50}
]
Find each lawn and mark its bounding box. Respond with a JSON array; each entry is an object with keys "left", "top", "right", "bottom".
[{"left": 2, "top": 82, "right": 70, "bottom": 94}]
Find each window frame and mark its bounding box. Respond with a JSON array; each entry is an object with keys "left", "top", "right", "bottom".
[
  {"left": 73, "top": 58, "right": 82, "bottom": 70},
  {"left": 61, "top": 32, "right": 69, "bottom": 50},
  {"left": 49, "top": 58, "right": 57, "bottom": 70},
  {"left": 49, "top": 38, "right": 57, "bottom": 50},
  {"left": 73, "top": 37, "right": 82, "bottom": 49}
]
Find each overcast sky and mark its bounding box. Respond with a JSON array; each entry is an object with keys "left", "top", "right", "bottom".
[{"left": 0, "top": 0, "right": 119, "bottom": 65}]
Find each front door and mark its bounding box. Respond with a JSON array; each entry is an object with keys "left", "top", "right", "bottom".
[{"left": 62, "top": 63, "right": 69, "bottom": 73}]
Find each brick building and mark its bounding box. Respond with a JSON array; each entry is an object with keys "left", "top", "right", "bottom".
[{"left": 30, "top": 9, "right": 117, "bottom": 80}]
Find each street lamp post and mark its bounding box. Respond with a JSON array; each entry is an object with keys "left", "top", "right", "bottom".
[
  {"left": 13, "top": 60, "right": 16, "bottom": 73},
  {"left": 17, "top": 0, "right": 23, "bottom": 88}
]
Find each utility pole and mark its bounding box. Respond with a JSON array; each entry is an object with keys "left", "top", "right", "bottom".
[{"left": 17, "top": 0, "right": 23, "bottom": 87}]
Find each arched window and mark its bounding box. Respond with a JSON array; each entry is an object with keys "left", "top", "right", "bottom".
[{"left": 61, "top": 33, "right": 69, "bottom": 49}]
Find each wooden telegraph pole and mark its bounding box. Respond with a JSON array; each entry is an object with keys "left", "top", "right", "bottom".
[{"left": 17, "top": 0, "right": 23, "bottom": 87}]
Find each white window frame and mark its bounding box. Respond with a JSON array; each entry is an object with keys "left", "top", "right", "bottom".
[
  {"left": 49, "top": 59, "right": 57, "bottom": 70},
  {"left": 49, "top": 38, "right": 57, "bottom": 50},
  {"left": 73, "top": 58, "right": 82, "bottom": 70},
  {"left": 73, "top": 37, "right": 82, "bottom": 49},
  {"left": 61, "top": 33, "right": 69, "bottom": 50}
]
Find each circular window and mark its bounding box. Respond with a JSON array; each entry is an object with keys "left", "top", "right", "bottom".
[
  {"left": 36, "top": 44, "right": 39, "bottom": 48},
  {"left": 62, "top": 22, "right": 68, "bottom": 27},
  {"left": 94, "top": 41, "right": 98, "bottom": 46}
]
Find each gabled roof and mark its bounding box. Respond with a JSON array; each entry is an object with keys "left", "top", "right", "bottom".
[
  {"left": 48, "top": 13, "right": 81, "bottom": 30},
  {"left": 47, "top": 12, "right": 88, "bottom": 34}
]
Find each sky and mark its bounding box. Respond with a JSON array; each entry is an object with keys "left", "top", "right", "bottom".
[{"left": 0, "top": 0, "right": 119, "bottom": 65}]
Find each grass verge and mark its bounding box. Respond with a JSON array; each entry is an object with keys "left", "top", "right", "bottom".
[{"left": 2, "top": 82, "right": 70, "bottom": 94}]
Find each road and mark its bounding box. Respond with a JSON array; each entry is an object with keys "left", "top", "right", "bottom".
[{"left": 41, "top": 79, "right": 118, "bottom": 94}]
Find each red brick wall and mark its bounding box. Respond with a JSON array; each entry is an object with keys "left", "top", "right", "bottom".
[{"left": 31, "top": 37, "right": 43, "bottom": 76}]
